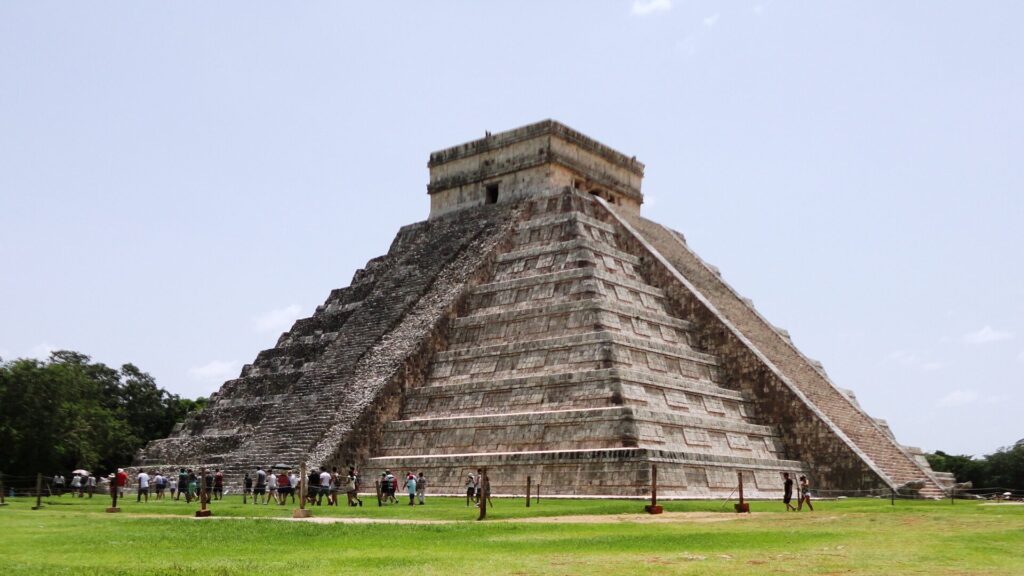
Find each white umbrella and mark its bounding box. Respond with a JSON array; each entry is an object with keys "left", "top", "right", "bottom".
[{"left": 72, "top": 469, "right": 89, "bottom": 476}]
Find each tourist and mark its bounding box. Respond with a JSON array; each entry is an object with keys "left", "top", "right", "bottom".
[
  {"left": 267, "top": 468, "right": 279, "bottom": 504},
  {"left": 384, "top": 470, "right": 398, "bottom": 504},
  {"left": 243, "top": 472, "right": 252, "bottom": 503},
  {"left": 318, "top": 467, "right": 331, "bottom": 506},
  {"left": 153, "top": 472, "right": 165, "bottom": 500},
  {"left": 254, "top": 467, "right": 267, "bottom": 504},
  {"left": 330, "top": 467, "right": 342, "bottom": 506},
  {"left": 137, "top": 470, "right": 150, "bottom": 503},
  {"left": 783, "top": 472, "right": 797, "bottom": 511},
  {"left": 277, "top": 470, "right": 290, "bottom": 505},
  {"left": 213, "top": 469, "right": 224, "bottom": 500},
  {"left": 403, "top": 472, "right": 417, "bottom": 506},
  {"left": 474, "top": 469, "right": 483, "bottom": 504},
  {"left": 70, "top": 473, "right": 82, "bottom": 497},
  {"left": 346, "top": 467, "right": 362, "bottom": 507},
  {"left": 465, "top": 473, "right": 475, "bottom": 506},
  {"left": 86, "top": 473, "right": 96, "bottom": 498},
  {"left": 288, "top": 470, "right": 299, "bottom": 503},
  {"left": 53, "top": 473, "right": 65, "bottom": 496},
  {"left": 116, "top": 468, "right": 128, "bottom": 498},
  {"left": 377, "top": 472, "right": 388, "bottom": 506},
  {"left": 798, "top": 475, "right": 814, "bottom": 511},
  {"left": 416, "top": 472, "right": 426, "bottom": 505},
  {"left": 175, "top": 468, "right": 186, "bottom": 501},
  {"left": 189, "top": 469, "right": 200, "bottom": 501}
]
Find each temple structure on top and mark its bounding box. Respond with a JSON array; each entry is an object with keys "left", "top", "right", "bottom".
[
  {"left": 427, "top": 120, "right": 644, "bottom": 218},
  {"left": 138, "top": 120, "right": 950, "bottom": 499}
]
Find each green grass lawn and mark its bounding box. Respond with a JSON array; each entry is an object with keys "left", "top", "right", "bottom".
[{"left": 1, "top": 494, "right": 1021, "bottom": 575}]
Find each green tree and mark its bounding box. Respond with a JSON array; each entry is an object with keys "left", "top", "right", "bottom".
[{"left": 0, "top": 351, "right": 205, "bottom": 476}]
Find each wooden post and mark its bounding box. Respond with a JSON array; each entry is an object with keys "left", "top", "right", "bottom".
[
  {"left": 31, "top": 473, "right": 44, "bottom": 510},
  {"left": 645, "top": 464, "right": 663, "bottom": 514},
  {"left": 526, "top": 475, "right": 531, "bottom": 508},
  {"left": 293, "top": 463, "right": 311, "bottom": 518},
  {"left": 0, "top": 471, "right": 7, "bottom": 506},
  {"left": 735, "top": 471, "right": 750, "bottom": 513},
  {"left": 536, "top": 483, "right": 540, "bottom": 503},
  {"left": 477, "top": 468, "right": 488, "bottom": 521},
  {"left": 195, "top": 468, "right": 212, "bottom": 517}
]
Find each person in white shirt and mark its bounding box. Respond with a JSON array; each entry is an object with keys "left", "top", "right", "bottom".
[
  {"left": 267, "top": 470, "right": 279, "bottom": 505},
  {"left": 318, "top": 468, "right": 332, "bottom": 506},
  {"left": 153, "top": 473, "right": 165, "bottom": 500},
  {"left": 137, "top": 471, "right": 151, "bottom": 503}
]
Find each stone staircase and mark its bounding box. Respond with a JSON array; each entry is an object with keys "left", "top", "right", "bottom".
[{"left": 137, "top": 204, "right": 520, "bottom": 485}]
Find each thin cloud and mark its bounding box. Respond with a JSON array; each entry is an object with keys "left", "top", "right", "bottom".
[
  {"left": 631, "top": 0, "right": 672, "bottom": 16},
  {"left": 1017, "top": 350, "right": 1024, "bottom": 364},
  {"left": 253, "top": 304, "right": 302, "bottom": 334},
  {"left": 962, "top": 325, "right": 1014, "bottom": 345},
  {"left": 888, "top": 350, "right": 944, "bottom": 372},
  {"left": 702, "top": 13, "right": 721, "bottom": 27},
  {"left": 188, "top": 360, "right": 238, "bottom": 384},
  {"left": 936, "top": 389, "right": 978, "bottom": 408}
]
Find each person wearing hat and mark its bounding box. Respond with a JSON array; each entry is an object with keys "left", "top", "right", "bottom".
[{"left": 465, "top": 472, "right": 475, "bottom": 506}]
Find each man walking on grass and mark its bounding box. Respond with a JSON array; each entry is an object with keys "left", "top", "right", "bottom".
[
  {"left": 783, "top": 472, "right": 797, "bottom": 511},
  {"left": 136, "top": 470, "right": 150, "bottom": 503}
]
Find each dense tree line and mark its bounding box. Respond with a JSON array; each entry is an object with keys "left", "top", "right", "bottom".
[
  {"left": 927, "top": 444, "right": 1024, "bottom": 492},
  {"left": 0, "top": 351, "right": 205, "bottom": 475}
]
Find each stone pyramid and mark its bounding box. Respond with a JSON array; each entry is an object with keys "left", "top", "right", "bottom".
[{"left": 139, "top": 120, "right": 946, "bottom": 498}]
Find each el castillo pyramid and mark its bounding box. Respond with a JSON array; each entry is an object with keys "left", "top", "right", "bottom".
[{"left": 139, "top": 120, "right": 950, "bottom": 498}]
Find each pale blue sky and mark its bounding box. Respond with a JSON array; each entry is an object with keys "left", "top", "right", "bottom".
[{"left": 1, "top": 1, "right": 1021, "bottom": 456}]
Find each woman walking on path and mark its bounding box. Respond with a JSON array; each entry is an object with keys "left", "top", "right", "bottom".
[{"left": 798, "top": 475, "right": 814, "bottom": 511}]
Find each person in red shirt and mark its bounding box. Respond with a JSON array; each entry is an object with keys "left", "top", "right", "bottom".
[
  {"left": 277, "top": 472, "right": 291, "bottom": 505},
  {"left": 115, "top": 468, "right": 128, "bottom": 498}
]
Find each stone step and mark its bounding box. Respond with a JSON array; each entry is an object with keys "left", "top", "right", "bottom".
[
  {"left": 377, "top": 406, "right": 782, "bottom": 459},
  {"left": 446, "top": 299, "right": 698, "bottom": 352},
  {"left": 428, "top": 331, "right": 721, "bottom": 387},
  {"left": 368, "top": 447, "right": 806, "bottom": 498},
  {"left": 406, "top": 367, "right": 752, "bottom": 422}
]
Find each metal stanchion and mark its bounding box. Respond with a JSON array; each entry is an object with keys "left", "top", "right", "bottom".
[{"left": 526, "top": 475, "right": 531, "bottom": 508}]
